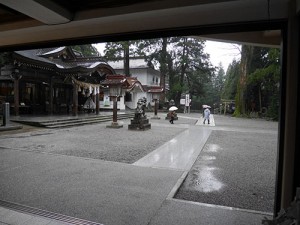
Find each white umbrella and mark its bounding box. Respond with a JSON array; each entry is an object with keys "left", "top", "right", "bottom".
[
  {"left": 169, "top": 106, "right": 178, "bottom": 111},
  {"left": 202, "top": 105, "right": 211, "bottom": 109}
]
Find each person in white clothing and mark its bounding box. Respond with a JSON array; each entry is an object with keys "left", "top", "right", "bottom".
[{"left": 203, "top": 108, "right": 210, "bottom": 124}]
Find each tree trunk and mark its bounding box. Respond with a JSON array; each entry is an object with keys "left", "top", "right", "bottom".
[
  {"left": 124, "top": 42, "right": 130, "bottom": 76},
  {"left": 235, "top": 45, "right": 253, "bottom": 116},
  {"left": 159, "top": 38, "right": 167, "bottom": 101},
  {"left": 259, "top": 85, "right": 262, "bottom": 113}
]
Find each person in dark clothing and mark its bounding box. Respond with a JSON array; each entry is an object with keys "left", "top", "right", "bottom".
[{"left": 169, "top": 111, "right": 175, "bottom": 124}]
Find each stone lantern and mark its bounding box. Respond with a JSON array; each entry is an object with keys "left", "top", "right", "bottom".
[{"left": 101, "top": 75, "right": 129, "bottom": 128}]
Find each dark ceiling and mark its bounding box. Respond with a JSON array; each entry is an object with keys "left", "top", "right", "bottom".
[
  {"left": 50, "top": 0, "right": 158, "bottom": 11},
  {"left": 0, "top": 0, "right": 287, "bottom": 49}
]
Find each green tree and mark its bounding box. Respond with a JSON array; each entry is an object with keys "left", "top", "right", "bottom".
[
  {"left": 135, "top": 38, "right": 170, "bottom": 100},
  {"left": 71, "top": 44, "right": 100, "bottom": 57},
  {"left": 134, "top": 37, "right": 214, "bottom": 105},
  {"left": 169, "top": 37, "right": 214, "bottom": 104},
  {"left": 234, "top": 45, "right": 254, "bottom": 116},
  {"left": 247, "top": 48, "right": 280, "bottom": 119},
  {"left": 104, "top": 41, "right": 137, "bottom": 76},
  {"left": 222, "top": 60, "right": 240, "bottom": 100},
  {"left": 103, "top": 38, "right": 214, "bottom": 107},
  {"left": 212, "top": 63, "right": 226, "bottom": 103}
]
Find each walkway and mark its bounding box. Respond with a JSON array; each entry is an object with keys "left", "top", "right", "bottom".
[
  {"left": 0, "top": 113, "right": 273, "bottom": 225},
  {"left": 133, "top": 126, "right": 211, "bottom": 171}
]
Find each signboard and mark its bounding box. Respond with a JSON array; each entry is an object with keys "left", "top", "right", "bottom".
[
  {"left": 180, "top": 99, "right": 185, "bottom": 105},
  {"left": 185, "top": 94, "right": 190, "bottom": 106}
]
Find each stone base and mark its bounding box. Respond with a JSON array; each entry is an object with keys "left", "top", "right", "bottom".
[
  {"left": 128, "top": 113, "right": 151, "bottom": 130},
  {"left": 165, "top": 116, "right": 178, "bottom": 120},
  {"left": 0, "top": 124, "right": 23, "bottom": 132},
  {"left": 151, "top": 115, "right": 161, "bottom": 119},
  {"left": 128, "top": 123, "right": 151, "bottom": 131},
  {"left": 106, "top": 122, "right": 123, "bottom": 129}
]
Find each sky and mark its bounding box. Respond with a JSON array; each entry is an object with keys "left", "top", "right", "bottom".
[
  {"left": 204, "top": 41, "right": 241, "bottom": 72},
  {"left": 94, "top": 40, "right": 241, "bottom": 72}
]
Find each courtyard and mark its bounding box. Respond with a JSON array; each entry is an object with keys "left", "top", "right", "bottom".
[{"left": 0, "top": 113, "right": 278, "bottom": 225}]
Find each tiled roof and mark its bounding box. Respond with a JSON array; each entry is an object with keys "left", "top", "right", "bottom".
[
  {"left": 146, "top": 86, "right": 164, "bottom": 93},
  {"left": 14, "top": 47, "right": 110, "bottom": 73},
  {"left": 126, "top": 77, "right": 145, "bottom": 92},
  {"left": 101, "top": 74, "right": 130, "bottom": 87},
  {"left": 108, "top": 58, "right": 148, "bottom": 69}
]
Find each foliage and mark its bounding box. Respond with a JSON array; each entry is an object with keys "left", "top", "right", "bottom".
[
  {"left": 222, "top": 60, "right": 240, "bottom": 100},
  {"left": 234, "top": 45, "right": 254, "bottom": 115},
  {"left": 164, "top": 37, "right": 214, "bottom": 104},
  {"left": 231, "top": 45, "right": 280, "bottom": 119},
  {"left": 104, "top": 41, "right": 139, "bottom": 76},
  {"left": 103, "top": 38, "right": 214, "bottom": 106},
  {"left": 247, "top": 48, "right": 280, "bottom": 119},
  {"left": 100, "top": 39, "right": 280, "bottom": 119},
  {"left": 71, "top": 45, "right": 100, "bottom": 57}
]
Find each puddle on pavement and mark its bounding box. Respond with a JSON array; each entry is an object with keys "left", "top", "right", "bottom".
[
  {"left": 186, "top": 165, "right": 224, "bottom": 192},
  {"left": 182, "top": 143, "right": 225, "bottom": 193}
]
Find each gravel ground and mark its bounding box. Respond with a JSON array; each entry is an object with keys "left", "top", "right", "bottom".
[
  {"left": 175, "top": 115, "right": 278, "bottom": 213},
  {"left": 0, "top": 118, "right": 186, "bottom": 164}
]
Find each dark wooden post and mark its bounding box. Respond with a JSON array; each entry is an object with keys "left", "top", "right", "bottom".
[
  {"left": 154, "top": 99, "right": 158, "bottom": 116},
  {"left": 96, "top": 91, "right": 99, "bottom": 115},
  {"left": 13, "top": 76, "right": 19, "bottom": 116},
  {"left": 49, "top": 77, "right": 54, "bottom": 115},
  {"left": 112, "top": 96, "right": 117, "bottom": 123},
  {"left": 72, "top": 83, "right": 78, "bottom": 116}
]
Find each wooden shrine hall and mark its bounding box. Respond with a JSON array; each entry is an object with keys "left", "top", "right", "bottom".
[{"left": 0, "top": 46, "right": 116, "bottom": 116}]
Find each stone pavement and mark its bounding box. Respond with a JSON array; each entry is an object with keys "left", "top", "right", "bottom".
[{"left": 0, "top": 113, "right": 275, "bottom": 225}]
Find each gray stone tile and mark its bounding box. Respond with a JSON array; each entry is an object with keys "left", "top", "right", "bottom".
[
  {"left": 0, "top": 222, "right": 9, "bottom": 225},
  {"left": 0, "top": 207, "right": 11, "bottom": 218},
  {"left": 22, "top": 216, "right": 52, "bottom": 225},
  {"left": 1, "top": 211, "right": 33, "bottom": 225},
  {"left": 47, "top": 220, "right": 72, "bottom": 225}
]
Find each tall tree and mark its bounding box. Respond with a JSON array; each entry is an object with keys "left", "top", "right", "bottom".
[
  {"left": 247, "top": 48, "right": 280, "bottom": 119},
  {"left": 103, "top": 37, "right": 214, "bottom": 106},
  {"left": 213, "top": 63, "right": 226, "bottom": 101},
  {"left": 222, "top": 60, "right": 240, "bottom": 100},
  {"left": 135, "top": 38, "right": 170, "bottom": 100},
  {"left": 104, "top": 41, "right": 135, "bottom": 76},
  {"left": 169, "top": 37, "right": 213, "bottom": 104},
  {"left": 71, "top": 45, "right": 100, "bottom": 57},
  {"left": 234, "top": 45, "right": 253, "bottom": 116}
]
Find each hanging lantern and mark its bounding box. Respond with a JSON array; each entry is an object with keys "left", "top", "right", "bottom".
[{"left": 78, "top": 86, "right": 81, "bottom": 92}]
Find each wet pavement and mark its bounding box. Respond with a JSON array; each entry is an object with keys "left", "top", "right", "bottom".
[
  {"left": 0, "top": 113, "right": 277, "bottom": 225},
  {"left": 133, "top": 126, "right": 211, "bottom": 171},
  {"left": 175, "top": 115, "right": 278, "bottom": 213}
]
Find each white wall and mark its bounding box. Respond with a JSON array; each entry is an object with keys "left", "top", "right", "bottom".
[
  {"left": 100, "top": 93, "right": 126, "bottom": 110},
  {"left": 124, "top": 88, "right": 146, "bottom": 109}
]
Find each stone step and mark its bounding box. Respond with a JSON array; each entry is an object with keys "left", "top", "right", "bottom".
[
  {"left": 44, "top": 114, "right": 134, "bottom": 128},
  {"left": 11, "top": 113, "right": 135, "bottom": 129}
]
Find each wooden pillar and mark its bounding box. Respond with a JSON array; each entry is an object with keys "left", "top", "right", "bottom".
[
  {"left": 13, "top": 77, "right": 19, "bottom": 116},
  {"left": 49, "top": 77, "right": 54, "bottom": 115},
  {"left": 96, "top": 92, "right": 99, "bottom": 115},
  {"left": 112, "top": 96, "right": 117, "bottom": 123},
  {"left": 72, "top": 83, "right": 78, "bottom": 116},
  {"left": 276, "top": 0, "right": 300, "bottom": 212}
]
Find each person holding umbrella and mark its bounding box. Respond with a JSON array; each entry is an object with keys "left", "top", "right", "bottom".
[
  {"left": 168, "top": 106, "right": 178, "bottom": 124},
  {"left": 203, "top": 105, "right": 211, "bottom": 124}
]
